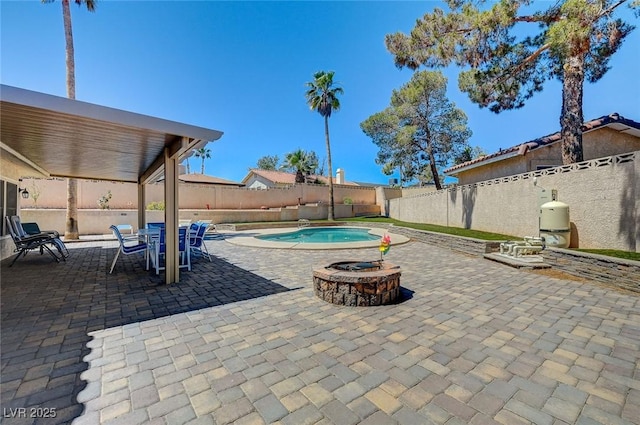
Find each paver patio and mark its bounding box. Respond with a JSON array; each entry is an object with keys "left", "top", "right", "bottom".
[{"left": 1, "top": 234, "right": 639, "bottom": 425}]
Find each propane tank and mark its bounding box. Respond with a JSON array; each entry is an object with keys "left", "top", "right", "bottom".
[{"left": 540, "top": 201, "right": 571, "bottom": 248}]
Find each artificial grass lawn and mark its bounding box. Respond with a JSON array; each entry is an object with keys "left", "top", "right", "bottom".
[
  {"left": 345, "top": 217, "right": 639, "bottom": 261},
  {"left": 342, "top": 216, "right": 518, "bottom": 241},
  {"left": 572, "top": 249, "right": 640, "bottom": 262}
]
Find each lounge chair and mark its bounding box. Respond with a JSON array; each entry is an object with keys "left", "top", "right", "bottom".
[
  {"left": 109, "top": 224, "right": 147, "bottom": 274},
  {"left": 189, "top": 222, "right": 211, "bottom": 261},
  {"left": 4, "top": 216, "right": 61, "bottom": 267},
  {"left": 19, "top": 220, "right": 69, "bottom": 259},
  {"left": 10, "top": 215, "right": 68, "bottom": 260}
]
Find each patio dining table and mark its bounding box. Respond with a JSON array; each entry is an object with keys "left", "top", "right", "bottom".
[
  {"left": 140, "top": 225, "right": 192, "bottom": 274},
  {"left": 136, "top": 228, "right": 161, "bottom": 270}
]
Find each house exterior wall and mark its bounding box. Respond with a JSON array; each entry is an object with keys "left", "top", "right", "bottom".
[
  {"left": 244, "top": 174, "right": 272, "bottom": 189},
  {"left": 456, "top": 155, "right": 531, "bottom": 185},
  {"left": 0, "top": 151, "right": 46, "bottom": 260},
  {"left": 455, "top": 127, "right": 640, "bottom": 185},
  {"left": 389, "top": 151, "right": 639, "bottom": 251},
  {"left": 583, "top": 127, "right": 640, "bottom": 159},
  {"left": 1, "top": 151, "right": 43, "bottom": 182}
]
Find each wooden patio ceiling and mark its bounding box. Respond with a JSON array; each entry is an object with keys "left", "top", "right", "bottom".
[{"left": 0, "top": 84, "right": 223, "bottom": 183}]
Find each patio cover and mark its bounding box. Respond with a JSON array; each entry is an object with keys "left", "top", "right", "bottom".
[{"left": 0, "top": 84, "right": 223, "bottom": 284}]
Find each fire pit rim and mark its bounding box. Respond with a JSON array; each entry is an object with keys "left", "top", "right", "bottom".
[{"left": 313, "top": 261, "right": 401, "bottom": 280}]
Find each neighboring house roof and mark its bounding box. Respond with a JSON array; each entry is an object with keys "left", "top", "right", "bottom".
[
  {"left": 242, "top": 169, "right": 360, "bottom": 186},
  {"left": 444, "top": 113, "right": 640, "bottom": 176},
  {"left": 351, "top": 181, "right": 392, "bottom": 188},
  {"left": 178, "top": 173, "right": 244, "bottom": 186},
  {"left": 157, "top": 173, "right": 243, "bottom": 186}
]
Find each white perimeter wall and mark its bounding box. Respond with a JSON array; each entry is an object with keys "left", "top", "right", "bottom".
[
  {"left": 388, "top": 152, "right": 639, "bottom": 251},
  {"left": 19, "top": 204, "right": 381, "bottom": 236},
  {"left": 20, "top": 180, "right": 377, "bottom": 210}
]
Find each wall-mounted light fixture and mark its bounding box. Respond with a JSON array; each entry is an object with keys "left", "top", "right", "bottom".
[{"left": 17, "top": 179, "right": 30, "bottom": 199}]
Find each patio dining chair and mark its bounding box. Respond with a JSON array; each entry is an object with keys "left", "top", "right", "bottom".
[
  {"left": 4, "top": 216, "right": 61, "bottom": 267},
  {"left": 109, "top": 224, "right": 148, "bottom": 274},
  {"left": 196, "top": 220, "right": 221, "bottom": 241},
  {"left": 148, "top": 227, "right": 191, "bottom": 275},
  {"left": 189, "top": 222, "right": 211, "bottom": 261}
]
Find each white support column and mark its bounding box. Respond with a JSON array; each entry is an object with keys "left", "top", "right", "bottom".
[{"left": 164, "top": 147, "right": 180, "bottom": 284}]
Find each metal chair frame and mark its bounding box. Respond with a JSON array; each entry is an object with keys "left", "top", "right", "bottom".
[
  {"left": 109, "top": 225, "right": 147, "bottom": 274},
  {"left": 4, "top": 216, "right": 61, "bottom": 267},
  {"left": 189, "top": 222, "right": 211, "bottom": 262}
]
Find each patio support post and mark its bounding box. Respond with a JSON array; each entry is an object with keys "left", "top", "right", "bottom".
[
  {"left": 137, "top": 183, "right": 146, "bottom": 231},
  {"left": 164, "top": 146, "right": 180, "bottom": 284}
]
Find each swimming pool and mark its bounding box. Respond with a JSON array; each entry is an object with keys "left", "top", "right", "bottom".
[
  {"left": 224, "top": 226, "right": 411, "bottom": 250},
  {"left": 257, "top": 227, "right": 380, "bottom": 243}
]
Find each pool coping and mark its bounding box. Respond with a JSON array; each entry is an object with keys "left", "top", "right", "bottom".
[{"left": 223, "top": 226, "right": 410, "bottom": 250}]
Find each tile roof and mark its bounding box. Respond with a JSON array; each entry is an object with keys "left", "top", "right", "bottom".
[
  {"left": 444, "top": 113, "right": 640, "bottom": 175},
  {"left": 178, "top": 173, "right": 244, "bottom": 186},
  {"left": 243, "top": 169, "right": 359, "bottom": 185}
]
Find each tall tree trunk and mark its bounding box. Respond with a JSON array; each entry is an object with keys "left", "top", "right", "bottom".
[
  {"left": 424, "top": 127, "right": 442, "bottom": 190},
  {"left": 66, "top": 178, "right": 79, "bottom": 238},
  {"left": 201, "top": 160, "right": 205, "bottom": 174},
  {"left": 560, "top": 53, "right": 585, "bottom": 165},
  {"left": 428, "top": 149, "right": 442, "bottom": 190},
  {"left": 324, "top": 116, "right": 334, "bottom": 221},
  {"left": 63, "top": 0, "right": 75, "bottom": 99},
  {"left": 63, "top": 0, "right": 79, "bottom": 239}
]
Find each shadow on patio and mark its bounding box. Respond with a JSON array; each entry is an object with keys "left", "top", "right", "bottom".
[{"left": 0, "top": 244, "right": 293, "bottom": 424}]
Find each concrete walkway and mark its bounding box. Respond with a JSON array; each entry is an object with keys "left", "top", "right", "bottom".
[{"left": 1, "top": 235, "right": 639, "bottom": 425}]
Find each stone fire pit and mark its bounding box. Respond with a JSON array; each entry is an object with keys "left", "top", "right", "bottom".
[{"left": 313, "top": 261, "right": 401, "bottom": 306}]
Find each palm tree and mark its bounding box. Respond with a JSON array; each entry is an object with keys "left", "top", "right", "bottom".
[
  {"left": 44, "top": 0, "right": 96, "bottom": 240},
  {"left": 183, "top": 157, "right": 191, "bottom": 174},
  {"left": 305, "top": 71, "right": 343, "bottom": 220},
  {"left": 194, "top": 147, "right": 211, "bottom": 174},
  {"left": 283, "top": 149, "right": 314, "bottom": 183}
]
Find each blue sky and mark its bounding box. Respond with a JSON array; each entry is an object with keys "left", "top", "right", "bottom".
[{"left": 2, "top": 1, "right": 639, "bottom": 185}]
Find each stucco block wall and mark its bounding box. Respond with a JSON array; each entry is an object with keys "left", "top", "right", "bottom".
[
  {"left": 400, "top": 186, "right": 438, "bottom": 196},
  {"left": 178, "top": 184, "right": 376, "bottom": 209},
  {"left": 389, "top": 152, "right": 638, "bottom": 251},
  {"left": 19, "top": 179, "right": 377, "bottom": 210},
  {"left": 17, "top": 203, "right": 380, "bottom": 236},
  {"left": 375, "top": 187, "right": 403, "bottom": 217}
]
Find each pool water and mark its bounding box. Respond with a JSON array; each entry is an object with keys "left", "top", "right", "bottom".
[{"left": 257, "top": 227, "right": 379, "bottom": 243}]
